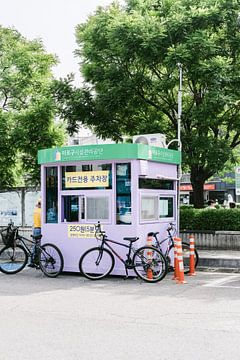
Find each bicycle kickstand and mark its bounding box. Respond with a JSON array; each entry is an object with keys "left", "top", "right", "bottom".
[{"left": 124, "top": 267, "right": 129, "bottom": 280}]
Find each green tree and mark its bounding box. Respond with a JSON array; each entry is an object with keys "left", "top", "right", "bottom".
[
  {"left": 0, "top": 26, "right": 64, "bottom": 188},
  {"left": 54, "top": 0, "right": 240, "bottom": 207}
]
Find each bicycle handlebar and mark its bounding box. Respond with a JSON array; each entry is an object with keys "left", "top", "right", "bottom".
[
  {"left": 0, "top": 220, "right": 17, "bottom": 234},
  {"left": 95, "top": 221, "right": 105, "bottom": 240},
  {"left": 166, "top": 223, "right": 176, "bottom": 232}
]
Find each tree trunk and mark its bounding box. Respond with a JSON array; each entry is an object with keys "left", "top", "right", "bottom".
[
  {"left": 190, "top": 167, "right": 209, "bottom": 208},
  {"left": 191, "top": 179, "right": 205, "bottom": 208}
]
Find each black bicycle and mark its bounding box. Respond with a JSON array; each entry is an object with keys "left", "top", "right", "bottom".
[
  {"left": 0, "top": 221, "right": 64, "bottom": 277},
  {"left": 150, "top": 223, "right": 199, "bottom": 274},
  {"left": 79, "top": 222, "right": 168, "bottom": 283}
]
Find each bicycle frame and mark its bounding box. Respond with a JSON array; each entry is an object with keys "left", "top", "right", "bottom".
[
  {"left": 99, "top": 236, "right": 136, "bottom": 269},
  {"left": 16, "top": 235, "right": 34, "bottom": 257},
  {"left": 15, "top": 228, "right": 41, "bottom": 260},
  {"left": 153, "top": 226, "right": 176, "bottom": 259}
]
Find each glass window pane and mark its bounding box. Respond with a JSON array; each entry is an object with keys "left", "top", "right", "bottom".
[
  {"left": 159, "top": 197, "right": 174, "bottom": 218},
  {"left": 63, "top": 196, "right": 79, "bottom": 222},
  {"left": 116, "top": 163, "right": 131, "bottom": 225},
  {"left": 141, "top": 196, "right": 158, "bottom": 221},
  {"left": 86, "top": 197, "right": 109, "bottom": 220},
  {"left": 139, "top": 178, "right": 174, "bottom": 190},
  {"left": 61, "top": 164, "right": 112, "bottom": 190},
  {"left": 46, "top": 167, "right": 58, "bottom": 223}
]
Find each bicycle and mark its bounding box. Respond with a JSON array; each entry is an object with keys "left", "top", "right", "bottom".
[
  {"left": 0, "top": 221, "right": 64, "bottom": 277},
  {"left": 79, "top": 222, "right": 168, "bottom": 283},
  {"left": 150, "top": 223, "right": 199, "bottom": 274}
]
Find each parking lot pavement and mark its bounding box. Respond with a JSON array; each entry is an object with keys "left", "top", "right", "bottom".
[
  {"left": 1, "top": 268, "right": 240, "bottom": 300},
  {"left": 1, "top": 269, "right": 240, "bottom": 360}
]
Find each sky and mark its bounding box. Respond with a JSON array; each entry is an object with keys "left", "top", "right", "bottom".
[{"left": 0, "top": 0, "right": 124, "bottom": 84}]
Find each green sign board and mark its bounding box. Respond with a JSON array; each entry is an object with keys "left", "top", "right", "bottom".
[{"left": 38, "top": 143, "right": 181, "bottom": 165}]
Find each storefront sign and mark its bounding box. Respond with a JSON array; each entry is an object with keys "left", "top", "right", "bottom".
[
  {"left": 68, "top": 224, "right": 95, "bottom": 238},
  {"left": 65, "top": 171, "right": 109, "bottom": 188},
  {"left": 38, "top": 144, "right": 181, "bottom": 165},
  {"left": 235, "top": 167, "right": 240, "bottom": 195},
  {"left": 180, "top": 184, "right": 216, "bottom": 191}
]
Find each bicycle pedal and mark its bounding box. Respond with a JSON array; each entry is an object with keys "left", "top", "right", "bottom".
[{"left": 27, "top": 263, "right": 35, "bottom": 268}]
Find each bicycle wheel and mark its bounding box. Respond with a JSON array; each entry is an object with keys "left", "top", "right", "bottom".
[
  {"left": 39, "top": 243, "right": 64, "bottom": 278},
  {"left": 169, "top": 242, "right": 199, "bottom": 274},
  {"left": 0, "top": 245, "right": 28, "bottom": 274},
  {"left": 133, "top": 246, "right": 168, "bottom": 283},
  {"left": 79, "top": 247, "right": 115, "bottom": 280}
]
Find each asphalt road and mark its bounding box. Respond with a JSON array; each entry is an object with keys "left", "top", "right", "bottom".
[{"left": 0, "top": 269, "right": 240, "bottom": 360}]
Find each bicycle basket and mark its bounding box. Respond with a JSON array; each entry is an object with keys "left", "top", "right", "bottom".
[{"left": 1, "top": 228, "right": 16, "bottom": 247}]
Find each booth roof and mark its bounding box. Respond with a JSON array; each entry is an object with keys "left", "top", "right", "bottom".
[{"left": 38, "top": 143, "right": 181, "bottom": 165}]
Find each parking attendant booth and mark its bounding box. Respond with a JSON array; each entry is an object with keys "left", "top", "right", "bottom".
[{"left": 38, "top": 143, "right": 181, "bottom": 275}]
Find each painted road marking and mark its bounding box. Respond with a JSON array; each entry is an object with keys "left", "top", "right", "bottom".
[{"left": 204, "top": 274, "right": 240, "bottom": 289}]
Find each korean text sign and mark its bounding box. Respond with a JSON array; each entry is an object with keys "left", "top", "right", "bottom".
[{"left": 65, "top": 171, "right": 109, "bottom": 188}]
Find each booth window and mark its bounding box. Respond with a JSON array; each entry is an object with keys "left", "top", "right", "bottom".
[
  {"left": 141, "top": 196, "right": 158, "bottom": 221},
  {"left": 116, "top": 163, "right": 131, "bottom": 225},
  {"left": 159, "top": 197, "right": 174, "bottom": 218},
  {"left": 86, "top": 197, "right": 109, "bottom": 220},
  {"left": 61, "top": 164, "right": 112, "bottom": 190},
  {"left": 46, "top": 167, "right": 58, "bottom": 223},
  {"left": 139, "top": 178, "right": 174, "bottom": 190},
  {"left": 63, "top": 196, "right": 79, "bottom": 222}
]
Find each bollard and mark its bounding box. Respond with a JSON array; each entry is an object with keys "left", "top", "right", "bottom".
[
  {"left": 146, "top": 233, "right": 153, "bottom": 247},
  {"left": 188, "top": 234, "right": 196, "bottom": 276},
  {"left": 176, "top": 237, "right": 186, "bottom": 284},
  {"left": 146, "top": 233, "right": 154, "bottom": 280},
  {"left": 172, "top": 237, "right": 180, "bottom": 281}
]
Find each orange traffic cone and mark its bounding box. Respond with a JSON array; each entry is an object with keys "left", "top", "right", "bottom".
[
  {"left": 146, "top": 233, "right": 154, "bottom": 280},
  {"left": 147, "top": 268, "right": 153, "bottom": 280},
  {"left": 188, "top": 234, "right": 196, "bottom": 276},
  {"left": 176, "top": 238, "right": 186, "bottom": 284},
  {"left": 172, "top": 237, "right": 180, "bottom": 280},
  {"left": 146, "top": 233, "right": 153, "bottom": 247}
]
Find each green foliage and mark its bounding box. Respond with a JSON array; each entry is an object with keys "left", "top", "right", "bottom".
[
  {"left": 0, "top": 26, "right": 64, "bottom": 187},
  {"left": 180, "top": 207, "right": 240, "bottom": 231},
  {"left": 53, "top": 0, "right": 240, "bottom": 207}
]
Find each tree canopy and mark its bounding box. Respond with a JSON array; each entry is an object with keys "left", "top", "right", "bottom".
[
  {"left": 0, "top": 26, "right": 64, "bottom": 188},
  {"left": 54, "top": 0, "right": 240, "bottom": 207}
]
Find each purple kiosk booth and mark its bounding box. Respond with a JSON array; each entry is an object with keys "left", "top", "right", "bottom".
[{"left": 38, "top": 143, "right": 181, "bottom": 275}]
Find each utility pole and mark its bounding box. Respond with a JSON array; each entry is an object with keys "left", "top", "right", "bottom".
[
  {"left": 177, "top": 63, "right": 182, "bottom": 150},
  {"left": 177, "top": 63, "right": 182, "bottom": 235}
]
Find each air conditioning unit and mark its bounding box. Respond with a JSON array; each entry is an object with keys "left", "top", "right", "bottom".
[{"left": 132, "top": 133, "right": 166, "bottom": 148}]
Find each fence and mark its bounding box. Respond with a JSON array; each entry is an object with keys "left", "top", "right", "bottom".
[
  {"left": 0, "top": 187, "right": 40, "bottom": 227},
  {"left": 180, "top": 230, "right": 240, "bottom": 250}
]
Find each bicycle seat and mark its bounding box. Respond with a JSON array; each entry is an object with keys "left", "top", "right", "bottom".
[
  {"left": 123, "top": 237, "right": 139, "bottom": 242},
  {"left": 31, "top": 234, "right": 42, "bottom": 241},
  {"left": 148, "top": 232, "right": 159, "bottom": 237}
]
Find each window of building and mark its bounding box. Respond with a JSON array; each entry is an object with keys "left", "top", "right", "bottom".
[
  {"left": 159, "top": 197, "right": 174, "bottom": 218},
  {"left": 62, "top": 196, "right": 79, "bottom": 222},
  {"left": 116, "top": 163, "right": 131, "bottom": 225},
  {"left": 139, "top": 178, "right": 174, "bottom": 190},
  {"left": 86, "top": 197, "right": 109, "bottom": 220},
  {"left": 140, "top": 195, "right": 158, "bottom": 221},
  {"left": 46, "top": 167, "right": 58, "bottom": 223},
  {"left": 61, "top": 164, "right": 112, "bottom": 190}
]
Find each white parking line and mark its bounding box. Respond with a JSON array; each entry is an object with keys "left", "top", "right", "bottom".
[{"left": 204, "top": 274, "right": 240, "bottom": 288}]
